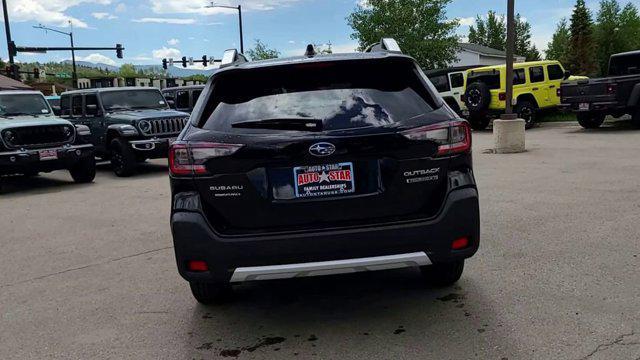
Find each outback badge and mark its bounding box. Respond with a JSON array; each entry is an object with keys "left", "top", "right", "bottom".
[{"left": 309, "top": 142, "right": 336, "bottom": 157}]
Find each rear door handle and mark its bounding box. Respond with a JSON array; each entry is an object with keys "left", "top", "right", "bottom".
[
  {"left": 549, "top": 85, "right": 556, "bottom": 88},
  {"left": 532, "top": 87, "right": 539, "bottom": 91}
]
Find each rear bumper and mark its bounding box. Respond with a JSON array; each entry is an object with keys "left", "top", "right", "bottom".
[
  {"left": 0, "top": 144, "right": 94, "bottom": 175},
  {"left": 171, "top": 187, "right": 480, "bottom": 283},
  {"left": 559, "top": 101, "right": 621, "bottom": 112}
]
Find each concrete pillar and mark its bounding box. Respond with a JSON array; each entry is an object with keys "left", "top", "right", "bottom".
[{"left": 493, "top": 117, "right": 526, "bottom": 154}]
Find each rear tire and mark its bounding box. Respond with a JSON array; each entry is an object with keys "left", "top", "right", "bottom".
[
  {"left": 577, "top": 112, "right": 606, "bottom": 129},
  {"left": 421, "top": 260, "right": 464, "bottom": 287},
  {"left": 464, "top": 82, "right": 491, "bottom": 113},
  {"left": 110, "top": 138, "right": 137, "bottom": 177},
  {"left": 69, "top": 157, "right": 96, "bottom": 183},
  {"left": 189, "top": 282, "right": 233, "bottom": 305},
  {"left": 516, "top": 100, "right": 537, "bottom": 130},
  {"left": 469, "top": 113, "right": 491, "bottom": 130}
]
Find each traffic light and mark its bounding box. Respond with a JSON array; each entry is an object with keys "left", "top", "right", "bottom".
[
  {"left": 162, "top": 59, "right": 168, "bottom": 70},
  {"left": 202, "top": 55, "right": 208, "bottom": 67},
  {"left": 116, "top": 44, "right": 123, "bottom": 59},
  {"left": 33, "top": 68, "right": 40, "bottom": 79},
  {"left": 181, "top": 56, "right": 187, "bottom": 68}
]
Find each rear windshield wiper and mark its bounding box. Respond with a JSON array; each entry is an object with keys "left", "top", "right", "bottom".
[{"left": 232, "top": 118, "right": 324, "bottom": 132}]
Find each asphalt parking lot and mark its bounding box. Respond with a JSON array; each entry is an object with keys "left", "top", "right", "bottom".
[{"left": 1, "top": 120, "right": 639, "bottom": 360}]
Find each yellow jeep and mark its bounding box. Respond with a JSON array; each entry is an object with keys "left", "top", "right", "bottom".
[{"left": 463, "top": 60, "right": 574, "bottom": 130}]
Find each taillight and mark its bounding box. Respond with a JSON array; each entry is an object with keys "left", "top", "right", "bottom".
[
  {"left": 499, "top": 92, "right": 507, "bottom": 101},
  {"left": 401, "top": 120, "right": 471, "bottom": 157},
  {"left": 169, "top": 142, "right": 243, "bottom": 176},
  {"left": 606, "top": 84, "right": 617, "bottom": 94}
]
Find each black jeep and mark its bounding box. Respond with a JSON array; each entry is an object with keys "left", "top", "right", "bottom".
[
  {"left": 162, "top": 85, "right": 205, "bottom": 114},
  {"left": 60, "top": 87, "right": 190, "bottom": 176},
  {"left": 560, "top": 50, "right": 640, "bottom": 129}
]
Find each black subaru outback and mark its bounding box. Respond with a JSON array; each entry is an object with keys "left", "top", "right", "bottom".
[{"left": 170, "top": 41, "right": 480, "bottom": 304}]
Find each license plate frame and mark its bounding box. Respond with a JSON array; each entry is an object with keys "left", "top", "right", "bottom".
[
  {"left": 38, "top": 149, "right": 58, "bottom": 161},
  {"left": 294, "top": 162, "right": 355, "bottom": 199},
  {"left": 578, "top": 103, "right": 590, "bottom": 111}
]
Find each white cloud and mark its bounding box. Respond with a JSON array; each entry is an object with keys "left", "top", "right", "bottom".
[
  {"left": 167, "top": 38, "right": 180, "bottom": 45},
  {"left": 131, "top": 55, "right": 153, "bottom": 62},
  {"left": 114, "top": 3, "right": 126, "bottom": 12},
  {"left": 2, "top": 0, "right": 112, "bottom": 28},
  {"left": 77, "top": 53, "right": 117, "bottom": 65},
  {"left": 148, "top": 0, "right": 301, "bottom": 15},
  {"left": 152, "top": 47, "right": 181, "bottom": 59},
  {"left": 132, "top": 17, "right": 196, "bottom": 24},
  {"left": 92, "top": 12, "right": 117, "bottom": 19},
  {"left": 458, "top": 17, "right": 475, "bottom": 26}
]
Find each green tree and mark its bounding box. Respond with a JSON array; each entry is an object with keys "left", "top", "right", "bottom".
[
  {"left": 246, "top": 39, "right": 280, "bottom": 61},
  {"left": 595, "top": 0, "right": 624, "bottom": 75},
  {"left": 619, "top": 3, "right": 640, "bottom": 52},
  {"left": 546, "top": 18, "right": 571, "bottom": 63},
  {"left": 468, "top": 11, "right": 505, "bottom": 51},
  {"left": 515, "top": 15, "right": 541, "bottom": 61},
  {"left": 468, "top": 12, "right": 540, "bottom": 61},
  {"left": 347, "top": 0, "right": 460, "bottom": 68},
  {"left": 119, "top": 63, "right": 138, "bottom": 78},
  {"left": 568, "top": 0, "right": 598, "bottom": 76}
]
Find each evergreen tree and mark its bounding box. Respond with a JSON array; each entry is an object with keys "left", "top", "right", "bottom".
[
  {"left": 619, "top": 3, "right": 640, "bottom": 51},
  {"left": 546, "top": 18, "right": 571, "bottom": 63},
  {"left": 348, "top": 0, "right": 460, "bottom": 68},
  {"left": 515, "top": 15, "right": 541, "bottom": 61},
  {"left": 568, "top": 0, "right": 598, "bottom": 76},
  {"left": 595, "top": 0, "right": 623, "bottom": 75},
  {"left": 467, "top": 12, "right": 539, "bottom": 60}
]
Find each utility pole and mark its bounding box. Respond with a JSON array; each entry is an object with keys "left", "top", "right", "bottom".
[
  {"left": 206, "top": 3, "right": 244, "bottom": 53},
  {"left": 2, "top": 0, "right": 14, "bottom": 66}
]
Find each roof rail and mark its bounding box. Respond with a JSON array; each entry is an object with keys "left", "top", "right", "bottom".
[
  {"left": 364, "top": 38, "right": 402, "bottom": 54},
  {"left": 220, "top": 49, "right": 248, "bottom": 68}
]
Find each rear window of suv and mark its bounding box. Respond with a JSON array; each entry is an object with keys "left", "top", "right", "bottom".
[{"left": 197, "top": 59, "right": 439, "bottom": 133}]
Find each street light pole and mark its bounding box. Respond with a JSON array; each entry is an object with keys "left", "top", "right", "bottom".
[
  {"left": 33, "top": 22, "right": 78, "bottom": 87},
  {"left": 206, "top": 3, "right": 245, "bottom": 53}
]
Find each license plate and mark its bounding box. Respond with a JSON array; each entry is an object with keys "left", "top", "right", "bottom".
[
  {"left": 294, "top": 162, "right": 355, "bottom": 198},
  {"left": 38, "top": 149, "right": 58, "bottom": 161},
  {"left": 579, "top": 103, "right": 590, "bottom": 111}
]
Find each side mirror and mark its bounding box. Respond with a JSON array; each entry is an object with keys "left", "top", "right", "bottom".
[
  {"left": 563, "top": 70, "right": 571, "bottom": 80},
  {"left": 166, "top": 99, "right": 175, "bottom": 108},
  {"left": 51, "top": 106, "right": 61, "bottom": 116}
]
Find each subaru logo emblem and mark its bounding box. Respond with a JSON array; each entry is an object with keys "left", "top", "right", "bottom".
[{"left": 309, "top": 142, "right": 336, "bottom": 157}]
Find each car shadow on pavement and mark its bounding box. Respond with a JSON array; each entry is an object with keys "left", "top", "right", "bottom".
[
  {"left": 569, "top": 118, "right": 639, "bottom": 133},
  {"left": 96, "top": 160, "right": 168, "bottom": 178},
  {"left": 0, "top": 174, "right": 94, "bottom": 196},
  {"left": 183, "top": 269, "right": 520, "bottom": 359}
]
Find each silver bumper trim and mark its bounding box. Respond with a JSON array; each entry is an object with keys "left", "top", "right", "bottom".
[
  {"left": 229, "top": 252, "right": 432, "bottom": 283},
  {"left": 130, "top": 138, "right": 174, "bottom": 151}
]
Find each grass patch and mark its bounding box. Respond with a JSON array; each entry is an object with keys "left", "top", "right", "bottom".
[{"left": 538, "top": 111, "right": 577, "bottom": 123}]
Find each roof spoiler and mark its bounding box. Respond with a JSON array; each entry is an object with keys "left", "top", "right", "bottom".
[
  {"left": 364, "top": 38, "right": 402, "bottom": 54},
  {"left": 220, "top": 49, "right": 248, "bottom": 68}
]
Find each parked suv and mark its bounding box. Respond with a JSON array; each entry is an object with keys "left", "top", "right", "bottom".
[
  {"left": 426, "top": 65, "right": 481, "bottom": 117},
  {"left": 60, "top": 87, "right": 190, "bottom": 176},
  {"left": 0, "top": 91, "right": 95, "bottom": 191},
  {"left": 169, "top": 43, "right": 480, "bottom": 304},
  {"left": 464, "top": 60, "right": 573, "bottom": 130},
  {"left": 162, "top": 85, "right": 205, "bottom": 113},
  {"left": 560, "top": 50, "right": 640, "bottom": 129}
]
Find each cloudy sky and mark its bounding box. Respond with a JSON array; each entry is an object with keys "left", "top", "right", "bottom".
[{"left": 1, "top": 0, "right": 635, "bottom": 67}]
